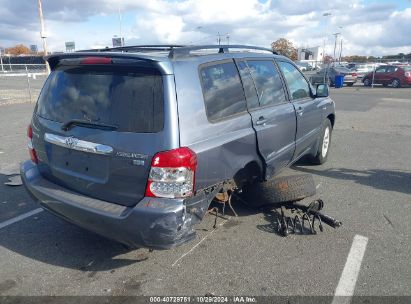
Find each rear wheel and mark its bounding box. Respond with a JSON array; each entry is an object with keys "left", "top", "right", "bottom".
[
  {"left": 363, "top": 78, "right": 371, "bottom": 86},
  {"left": 310, "top": 119, "right": 332, "bottom": 165},
  {"left": 391, "top": 78, "right": 401, "bottom": 88},
  {"left": 242, "top": 174, "right": 316, "bottom": 207}
]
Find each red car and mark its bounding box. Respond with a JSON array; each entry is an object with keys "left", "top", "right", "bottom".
[{"left": 363, "top": 65, "right": 411, "bottom": 88}]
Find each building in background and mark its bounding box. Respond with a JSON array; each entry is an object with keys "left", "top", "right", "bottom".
[
  {"left": 297, "top": 46, "right": 324, "bottom": 68},
  {"left": 65, "top": 41, "right": 75, "bottom": 53},
  {"left": 30, "top": 45, "right": 38, "bottom": 53},
  {"left": 112, "top": 37, "right": 125, "bottom": 47}
]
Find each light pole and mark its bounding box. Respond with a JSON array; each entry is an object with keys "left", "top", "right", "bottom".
[
  {"left": 118, "top": 6, "right": 123, "bottom": 46},
  {"left": 322, "top": 12, "right": 331, "bottom": 83},
  {"left": 337, "top": 26, "right": 343, "bottom": 63},
  {"left": 217, "top": 32, "right": 230, "bottom": 45},
  {"left": 217, "top": 32, "right": 222, "bottom": 45},
  {"left": 322, "top": 12, "right": 331, "bottom": 63},
  {"left": 37, "top": 0, "right": 50, "bottom": 74},
  {"left": 333, "top": 32, "right": 341, "bottom": 64},
  {"left": 0, "top": 48, "right": 4, "bottom": 72}
]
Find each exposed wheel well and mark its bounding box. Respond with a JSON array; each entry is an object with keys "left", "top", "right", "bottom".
[
  {"left": 327, "top": 114, "right": 335, "bottom": 128},
  {"left": 233, "top": 161, "right": 263, "bottom": 189}
]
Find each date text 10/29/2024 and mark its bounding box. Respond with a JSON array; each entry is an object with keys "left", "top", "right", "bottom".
[{"left": 149, "top": 296, "right": 257, "bottom": 303}]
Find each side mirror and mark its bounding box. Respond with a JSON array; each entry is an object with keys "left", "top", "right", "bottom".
[{"left": 316, "top": 84, "right": 329, "bottom": 97}]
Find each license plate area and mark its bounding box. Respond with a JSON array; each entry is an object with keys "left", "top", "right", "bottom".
[{"left": 50, "top": 146, "right": 109, "bottom": 182}]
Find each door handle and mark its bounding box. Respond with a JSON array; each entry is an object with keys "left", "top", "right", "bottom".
[
  {"left": 255, "top": 116, "right": 268, "bottom": 126},
  {"left": 296, "top": 107, "right": 304, "bottom": 116}
]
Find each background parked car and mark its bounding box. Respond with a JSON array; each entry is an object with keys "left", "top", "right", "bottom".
[
  {"left": 295, "top": 61, "right": 313, "bottom": 71},
  {"left": 362, "top": 65, "right": 411, "bottom": 88},
  {"left": 310, "top": 66, "right": 357, "bottom": 87},
  {"left": 354, "top": 63, "right": 389, "bottom": 80},
  {"left": 346, "top": 63, "right": 357, "bottom": 70}
]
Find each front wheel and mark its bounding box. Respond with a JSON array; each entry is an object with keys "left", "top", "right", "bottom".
[{"left": 310, "top": 119, "right": 332, "bottom": 165}]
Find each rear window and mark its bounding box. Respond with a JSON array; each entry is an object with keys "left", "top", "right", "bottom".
[
  {"left": 335, "top": 67, "right": 351, "bottom": 73},
  {"left": 200, "top": 61, "right": 247, "bottom": 121},
  {"left": 36, "top": 65, "right": 164, "bottom": 133}
]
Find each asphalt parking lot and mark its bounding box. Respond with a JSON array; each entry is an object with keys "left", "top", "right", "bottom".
[{"left": 0, "top": 85, "right": 410, "bottom": 299}]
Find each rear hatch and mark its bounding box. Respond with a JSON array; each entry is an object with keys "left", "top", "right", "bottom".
[{"left": 32, "top": 56, "right": 173, "bottom": 207}]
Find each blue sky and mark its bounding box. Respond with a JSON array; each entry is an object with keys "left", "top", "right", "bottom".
[{"left": 0, "top": 0, "right": 410, "bottom": 56}]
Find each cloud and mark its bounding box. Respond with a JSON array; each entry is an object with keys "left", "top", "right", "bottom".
[
  {"left": 0, "top": 0, "right": 410, "bottom": 56},
  {"left": 270, "top": 0, "right": 358, "bottom": 15}
]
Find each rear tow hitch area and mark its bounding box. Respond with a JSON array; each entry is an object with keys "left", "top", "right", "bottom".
[{"left": 275, "top": 199, "right": 342, "bottom": 237}]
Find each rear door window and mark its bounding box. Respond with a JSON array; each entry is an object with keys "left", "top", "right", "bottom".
[
  {"left": 236, "top": 61, "right": 259, "bottom": 109},
  {"left": 246, "top": 60, "right": 286, "bottom": 107},
  {"left": 36, "top": 65, "right": 164, "bottom": 133},
  {"left": 200, "top": 61, "right": 247, "bottom": 121}
]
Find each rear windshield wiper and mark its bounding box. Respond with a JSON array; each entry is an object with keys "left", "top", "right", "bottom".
[{"left": 61, "top": 119, "right": 118, "bottom": 131}]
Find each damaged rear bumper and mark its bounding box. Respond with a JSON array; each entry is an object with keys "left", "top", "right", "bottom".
[{"left": 20, "top": 160, "right": 216, "bottom": 249}]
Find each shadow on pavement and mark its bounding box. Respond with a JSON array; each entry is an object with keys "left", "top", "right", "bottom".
[
  {"left": 293, "top": 165, "right": 411, "bottom": 196},
  {"left": 0, "top": 185, "right": 148, "bottom": 271}
]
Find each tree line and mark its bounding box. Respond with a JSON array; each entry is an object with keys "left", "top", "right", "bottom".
[
  {"left": 270, "top": 38, "right": 410, "bottom": 62},
  {"left": 1, "top": 44, "right": 45, "bottom": 56}
]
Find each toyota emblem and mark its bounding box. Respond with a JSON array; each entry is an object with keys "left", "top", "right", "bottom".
[{"left": 65, "top": 136, "right": 78, "bottom": 148}]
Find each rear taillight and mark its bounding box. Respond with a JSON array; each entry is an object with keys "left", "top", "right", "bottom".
[
  {"left": 145, "top": 147, "right": 197, "bottom": 199},
  {"left": 352, "top": 73, "right": 357, "bottom": 77},
  {"left": 27, "top": 125, "right": 38, "bottom": 164}
]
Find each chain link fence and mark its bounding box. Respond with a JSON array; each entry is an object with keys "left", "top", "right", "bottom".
[{"left": 0, "top": 64, "right": 48, "bottom": 105}]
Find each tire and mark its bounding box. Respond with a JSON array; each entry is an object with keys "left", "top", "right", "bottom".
[
  {"left": 363, "top": 78, "right": 371, "bottom": 86},
  {"left": 310, "top": 119, "right": 332, "bottom": 165},
  {"left": 383, "top": 83, "right": 388, "bottom": 87},
  {"left": 242, "top": 174, "right": 316, "bottom": 207},
  {"left": 391, "top": 78, "right": 401, "bottom": 88},
  {"left": 347, "top": 82, "right": 354, "bottom": 87},
  {"left": 327, "top": 78, "right": 334, "bottom": 87}
]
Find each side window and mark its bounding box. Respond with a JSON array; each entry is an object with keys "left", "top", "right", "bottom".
[
  {"left": 236, "top": 61, "right": 259, "bottom": 109},
  {"left": 200, "top": 61, "right": 247, "bottom": 121},
  {"left": 246, "top": 60, "right": 286, "bottom": 107},
  {"left": 386, "top": 67, "right": 396, "bottom": 73},
  {"left": 375, "top": 67, "right": 386, "bottom": 73},
  {"left": 278, "top": 61, "right": 311, "bottom": 100}
]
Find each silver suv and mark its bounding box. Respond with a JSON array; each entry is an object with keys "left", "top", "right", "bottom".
[{"left": 21, "top": 45, "right": 335, "bottom": 249}]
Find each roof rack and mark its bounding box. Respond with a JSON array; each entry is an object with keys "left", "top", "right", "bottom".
[
  {"left": 77, "top": 44, "right": 278, "bottom": 58},
  {"left": 168, "top": 45, "right": 278, "bottom": 58},
  {"left": 78, "top": 45, "right": 186, "bottom": 53}
]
